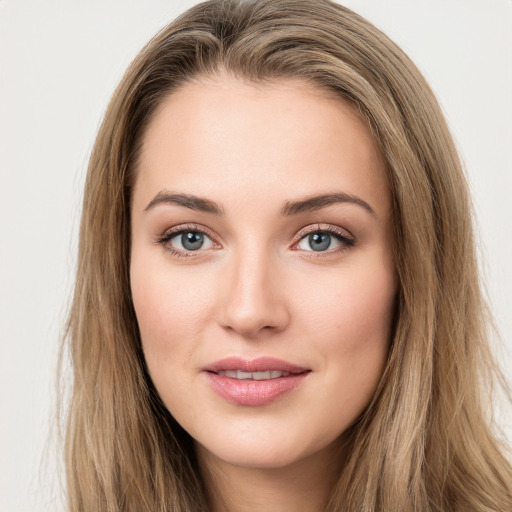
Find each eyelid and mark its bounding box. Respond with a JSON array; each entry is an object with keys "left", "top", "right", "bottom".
[
  {"left": 291, "top": 223, "right": 355, "bottom": 254},
  {"left": 155, "top": 222, "right": 355, "bottom": 258},
  {"left": 157, "top": 222, "right": 218, "bottom": 241},
  {"left": 155, "top": 223, "right": 221, "bottom": 257}
]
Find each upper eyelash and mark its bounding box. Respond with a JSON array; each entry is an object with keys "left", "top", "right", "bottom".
[
  {"left": 156, "top": 223, "right": 210, "bottom": 245},
  {"left": 155, "top": 223, "right": 355, "bottom": 257},
  {"left": 154, "top": 223, "right": 217, "bottom": 258},
  {"left": 292, "top": 224, "right": 355, "bottom": 255}
]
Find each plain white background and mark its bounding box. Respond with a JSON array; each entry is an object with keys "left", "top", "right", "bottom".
[{"left": 1, "top": 1, "right": 511, "bottom": 510}]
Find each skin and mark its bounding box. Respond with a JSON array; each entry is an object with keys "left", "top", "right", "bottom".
[{"left": 130, "top": 73, "right": 397, "bottom": 512}]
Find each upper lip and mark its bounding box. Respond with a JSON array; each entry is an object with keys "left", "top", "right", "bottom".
[{"left": 204, "top": 357, "right": 309, "bottom": 374}]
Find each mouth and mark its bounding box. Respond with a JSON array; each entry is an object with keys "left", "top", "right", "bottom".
[
  {"left": 215, "top": 370, "right": 295, "bottom": 380},
  {"left": 203, "top": 357, "right": 310, "bottom": 406},
  {"left": 204, "top": 356, "right": 309, "bottom": 375}
]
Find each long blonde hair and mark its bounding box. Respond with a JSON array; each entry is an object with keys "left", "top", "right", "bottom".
[{"left": 63, "top": 1, "right": 512, "bottom": 510}]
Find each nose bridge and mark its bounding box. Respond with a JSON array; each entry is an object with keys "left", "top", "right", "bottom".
[{"left": 220, "top": 238, "right": 289, "bottom": 337}]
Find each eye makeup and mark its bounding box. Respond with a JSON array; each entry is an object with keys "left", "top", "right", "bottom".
[
  {"left": 154, "top": 221, "right": 356, "bottom": 259},
  {"left": 291, "top": 223, "right": 355, "bottom": 256},
  {"left": 154, "top": 223, "right": 220, "bottom": 258}
]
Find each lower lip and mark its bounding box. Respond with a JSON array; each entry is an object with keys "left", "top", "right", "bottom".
[{"left": 205, "top": 372, "right": 309, "bottom": 406}]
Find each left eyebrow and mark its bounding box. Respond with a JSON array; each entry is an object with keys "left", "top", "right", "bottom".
[{"left": 280, "top": 193, "right": 375, "bottom": 217}]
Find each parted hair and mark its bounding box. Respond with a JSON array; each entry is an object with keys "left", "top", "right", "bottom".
[{"left": 63, "top": 0, "right": 512, "bottom": 510}]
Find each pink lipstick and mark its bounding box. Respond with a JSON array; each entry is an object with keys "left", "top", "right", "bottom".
[{"left": 203, "top": 357, "right": 310, "bottom": 406}]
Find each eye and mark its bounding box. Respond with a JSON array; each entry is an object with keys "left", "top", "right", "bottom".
[
  {"left": 295, "top": 226, "right": 355, "bottom": 253},
  {"left": 169, "top": 230, "right": 215, "bottom": 251},
  {"left": 156, "top": 224, "right": 218, "bottom": 257},
  {"left": 297, "top": 231, "right": 341, "bottom": 252}
]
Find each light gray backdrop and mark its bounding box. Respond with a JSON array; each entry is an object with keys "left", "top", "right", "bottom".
[{"left": 1, "top": 1, "right": 511, "bottom": 510}]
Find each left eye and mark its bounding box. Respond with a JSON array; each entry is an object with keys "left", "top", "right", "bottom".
[
  {"left": 296, "top": 231, "right": 344, "bottom": 252},
  {"left": 168, "top": 231, "right": 215, "bottom": 251}
]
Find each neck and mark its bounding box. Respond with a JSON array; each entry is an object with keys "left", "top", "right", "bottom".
[{"left": 196, "top": 441, "right": 346, "bottom": 512}]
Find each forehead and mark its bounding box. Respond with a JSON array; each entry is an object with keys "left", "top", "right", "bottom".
[{"left": 134, "top": 74, "right": 389, "bottom": 217}]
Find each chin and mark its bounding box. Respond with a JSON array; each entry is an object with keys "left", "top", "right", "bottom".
[{"left": 195, "top": 429, "right": 341, "bottom": 471}]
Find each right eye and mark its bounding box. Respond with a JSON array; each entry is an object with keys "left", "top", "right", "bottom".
[
  {"left": 156, "top": 224, "right": 219, "bottom": 257},
  {"left": 168, "top": 230, "right": 215, "bottom": 252}
]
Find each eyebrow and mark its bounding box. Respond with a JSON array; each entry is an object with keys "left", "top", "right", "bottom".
[
  {"left": 144, "top": 190, "right": 375, "bottom": 217},
  {"left": 280, "top": 192, "right": 375, "bottom": 217},
  {"left": 144, "top": 191, "right": 224, "bottom": 215}
]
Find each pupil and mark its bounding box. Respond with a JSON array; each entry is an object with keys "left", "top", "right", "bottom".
[
  {"left": 309, "top": 232, "right": 331, "bottom": 251},
  {"left": 182, "top": 232, "right": 204, "bottom": 251}
]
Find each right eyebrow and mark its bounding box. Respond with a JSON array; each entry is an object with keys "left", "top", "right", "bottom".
[{"left": 144, "top": 191, "right": 224, "bottom": 215}]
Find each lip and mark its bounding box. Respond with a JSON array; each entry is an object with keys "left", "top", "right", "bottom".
[
  {"left": 203, "top": 357, "right": 310, "bottom": 406},
  {"left": 203, "top": 356, "right": 308, "bottom": 374}
]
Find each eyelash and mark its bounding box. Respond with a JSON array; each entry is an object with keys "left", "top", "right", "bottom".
[
  {"left": 155, "top": 223, "right": 217, "bottom": 258},
  {"left": 155, "top": 223, "right": 355, "bottom": 259},
  {"left": 293, "top": 224, "right": 355, "bottom": 257}
]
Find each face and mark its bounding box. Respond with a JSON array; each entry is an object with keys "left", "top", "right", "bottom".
[{"left": 130, "top": 74, "right": 396, "bottom": 471}]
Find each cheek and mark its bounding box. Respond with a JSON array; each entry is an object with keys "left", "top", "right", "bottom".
[
  {"left": 296, "top": 260, "right": 396, "bottom": 396},
  {"left": 130, "top": 254, "right": 213, "bottom": 360},
  {"left": 130, "top": 264, "right": 213, "bottom": 418},
  {"left": 299, "top": 261, "right": 396, "bottom": 343},
  {"left": 337, "top": 276, "right": 395, "bottom": 350}
]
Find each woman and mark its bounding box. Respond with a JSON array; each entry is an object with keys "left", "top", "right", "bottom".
[{"left": 64, "top": 0, "right": 512, "bottom": 510}]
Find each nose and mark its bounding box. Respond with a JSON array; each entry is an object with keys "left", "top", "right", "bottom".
[{"left": 218, "top": 248, "right": 290, "bottom": 338}]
